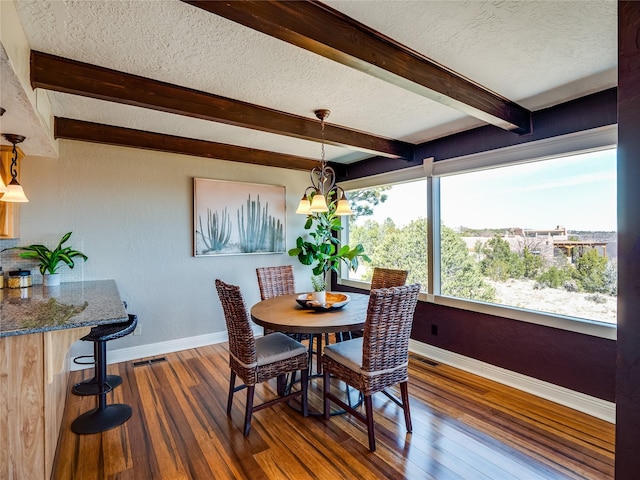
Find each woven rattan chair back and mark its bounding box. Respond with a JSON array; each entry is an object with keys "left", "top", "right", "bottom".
[
  {"left": 362, "top": 284, "right": 421, "bottom": 387},
  {"left": 370, "top": 267, "right": 409, "bottom": 290},
  {"left": 256, "top": 265, "right": 295, "bottom": 300},
  {"left": 215, "top": 279, "right": 257, "bottom": 382},
  {"left": 256, "top": 265, "right": 298, "bottom": 337}
]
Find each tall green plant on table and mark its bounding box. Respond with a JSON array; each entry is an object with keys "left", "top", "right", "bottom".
[
  {"left": 288, "top": 194, "right": 369, "bottom": 298},
  {"left": 4, "top": 231, "right": 88, "bottom": 286}
]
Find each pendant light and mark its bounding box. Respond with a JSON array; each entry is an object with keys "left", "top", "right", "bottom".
[
  {"left": 296, "top": 109, "right": 352, "bottom": 216},
  {"left": 1, "top": 134, "right": 29, "bottom": 203}
]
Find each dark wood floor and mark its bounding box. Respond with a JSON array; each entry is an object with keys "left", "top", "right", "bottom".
[{"left": 53, "top": 343, "right": 614, "bottom": 479}]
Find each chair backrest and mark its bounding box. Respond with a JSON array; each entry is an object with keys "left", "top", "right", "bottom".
[
  {"left": 215, "top": 279, "right": 256, "bottom": 368},
  {"left": 362, "top": 284, "right": 420, "bottom": 374},
  {"left": 256, "top": 265, "right": 295, "bottom": 300},
  {"left": 370, "top": 267, "right": 409, "bottom": 290}
]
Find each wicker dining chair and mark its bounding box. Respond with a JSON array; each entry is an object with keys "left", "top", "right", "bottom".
[
  {"left": 370, "top": 267, "right": 409, "bottom": 290},
  {"left": 256, "top": 265, "right": 296, "bottom": 336},
  {"left": 322, "top": 283, "right": 420, "bottom": 451},
  {"left": 215, "top": 279, "right": 309, "bottom": 436},
  {"left": 345, "top": 267, "right": 409, "bottom": 341}
]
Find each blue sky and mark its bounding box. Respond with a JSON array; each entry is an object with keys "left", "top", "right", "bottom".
[{"left": 352, "top": 148, "right": 617, "bottom": 232}]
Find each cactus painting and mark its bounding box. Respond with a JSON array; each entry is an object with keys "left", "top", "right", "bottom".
[
  {"left": 193, "top": 178, "right": 286, "bottom": 256},
  {"left": 197, "top": 207, "right": 232, "bottom": 253}
]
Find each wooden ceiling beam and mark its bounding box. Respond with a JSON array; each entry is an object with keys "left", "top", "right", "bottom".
[
  {"left": 32, "top": 51, "right": 412, "bottom": 159},
  {"left": 54, "top": 117, "right": 321, "bottom": 171},
  {"left": 185, "top": 0, "right": 532, "bottom": 135}
]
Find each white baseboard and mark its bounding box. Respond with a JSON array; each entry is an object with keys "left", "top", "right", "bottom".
[
  {"left": 409, "top": 340, "right": 615, "bottom": 424},
  {"left": 70, "top": 326, "right": 263, "bottom": 372},
  {"left": 73, "top": 331, "right": 614, "bottom": 424}
]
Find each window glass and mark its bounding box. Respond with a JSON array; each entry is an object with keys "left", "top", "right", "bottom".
[
  {"left": 439, "top": 148, "right": 617, "bottom": 324},
  {"left": 345, "top": 180, "right": 428, "bottom": 290}
]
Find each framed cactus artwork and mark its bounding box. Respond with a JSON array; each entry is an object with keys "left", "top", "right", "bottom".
[{"left": 193, "top": 178, "right": 286, "bottom": 256}]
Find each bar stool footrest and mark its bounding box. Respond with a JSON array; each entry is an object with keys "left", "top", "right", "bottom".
[{"left": 72, "top": 374, "right": 122, "bottom": 396}]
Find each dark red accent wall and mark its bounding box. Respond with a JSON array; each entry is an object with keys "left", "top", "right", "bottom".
[
  {"left": 411, "top": 302, "right": 615, "bottom": 402},
  {"left": 615, "top": 2, "right": 640, "bottom": 478}
]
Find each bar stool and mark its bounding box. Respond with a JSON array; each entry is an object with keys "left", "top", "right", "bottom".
[
  {"left": 73, "top": 301, "right": 133, "bottom": 395},
  {"left": 71, "top": 314, "right": 138, "bottom": 435}
]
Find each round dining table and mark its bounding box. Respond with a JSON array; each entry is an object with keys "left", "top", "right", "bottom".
[
  {"left": 251, "top": 291, "right": 369, "bottom": 415},
  {"left": 250, "top": 292, "right": 369, "bottom": 335}
]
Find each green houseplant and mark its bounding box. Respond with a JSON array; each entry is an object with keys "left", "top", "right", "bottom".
[
  {"left": 5, "top": 232, "right": 88, "bottom": 286},
  {"left": 288, "top": 193, "right": 369, "bottom": 300}
]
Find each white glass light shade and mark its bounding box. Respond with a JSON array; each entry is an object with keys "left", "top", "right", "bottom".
[
  {"left": 309, "top": 193, "right": 329, "bottom": 212},
  {"left": 1, "top": 182, "right": 28, "bottom": 202},
  {"left": 0, "top": 176, "right": 6, "bottom": 193},
  {"left": 295, "top": 196, "right": 311, "bottom": 215},
  {"left": 334, "top": 198, "right": 353, "bottom": 216}
]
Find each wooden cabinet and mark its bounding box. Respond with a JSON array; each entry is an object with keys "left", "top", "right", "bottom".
[
  {"left": 0, "top": 145, "right": 21, "bottom": 238},
  {"left": 0, "top": 327, "right": 89, "bottom": 480}
]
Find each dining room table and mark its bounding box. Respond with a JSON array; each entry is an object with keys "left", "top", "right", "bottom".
[
  {"left": 250, "top": 291, "right": 370, "bottom": 414},
  {"left": 250, "top": 291, "right": 369, "bottom": 337}
]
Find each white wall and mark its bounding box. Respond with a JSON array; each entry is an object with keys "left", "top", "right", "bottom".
[{"left": 17, "top": 140, "right": 313, "bottom": 354}]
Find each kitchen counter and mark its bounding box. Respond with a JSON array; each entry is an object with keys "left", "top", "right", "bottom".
[
  {"left": 0, "top": 279, "right": 127, "bottom": 337},
  {"left": 0, "top": 279, "right": 128, "bottom": 479}
]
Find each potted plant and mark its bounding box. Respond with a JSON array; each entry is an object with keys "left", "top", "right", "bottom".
[
  {"left": 4, "top": 232, "right": 88, "bottom": 286},
  {"left": 289, "top": 193, "right": 369, "bottom": 303}
]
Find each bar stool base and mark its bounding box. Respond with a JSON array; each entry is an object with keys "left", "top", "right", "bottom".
[
  {"left": 71, "top": 404, "right": 132, "bottom": 435},
  {"left": 72, "top": 375, "right": 122, "bottom": 396}
]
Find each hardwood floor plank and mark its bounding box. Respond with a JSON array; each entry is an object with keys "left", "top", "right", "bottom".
[{"left": 51, "top": 344, "right": 614, "bottom": 479}]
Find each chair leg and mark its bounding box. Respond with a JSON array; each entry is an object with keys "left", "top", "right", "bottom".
[
  {"left": 323, "top": 369, "right": 331, "bottom": 420},
  {"left": 316, "top": 334, "right": 323, "bottom": 374},
  {"left": 243, "top": 385, "right": 255, "bottom": 436},
  {"left": 227, "top": 371, "right": 236, "bottom": 415},
  {"left": 276, "top": 374, "right": 286, "bottom": 396},
  {"left": 400, "top": 381, "right": 412, "bottom": 432},
  {"left": 364, "top": 395, "right": 376, "bottom": 452},
  {"left": 301, "top": 368, "right": 309, "bottom": 417}
]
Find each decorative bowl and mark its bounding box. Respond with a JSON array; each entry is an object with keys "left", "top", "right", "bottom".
[{"left": 295, "top": 292, "right": 351, "bottom": 311}]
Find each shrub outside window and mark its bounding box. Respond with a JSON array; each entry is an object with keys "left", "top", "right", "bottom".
[{"left": 345, "top": 180, "right": 428, "bottom": 290}]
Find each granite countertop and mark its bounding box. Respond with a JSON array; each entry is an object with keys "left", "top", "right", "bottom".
[{"left": 0, "top": 279, "right": 128, "bottom": 338}]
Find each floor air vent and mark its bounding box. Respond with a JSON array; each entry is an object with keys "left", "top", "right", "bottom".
[
  {"left": 409, "top": 354, "right": 439, "bottom": 367},
  {"left": 133, "top": 357, "right": 167, "bottom": 367}
]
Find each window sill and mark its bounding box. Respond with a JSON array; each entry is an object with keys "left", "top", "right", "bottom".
[{"left": 337, "top": 278, "right": 616, "bottom": 340}]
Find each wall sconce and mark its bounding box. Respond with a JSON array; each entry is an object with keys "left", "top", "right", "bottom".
[
  {"left": 1, "top": 134, "right": 29, "bottom": 203},
  {"left": 295, "top": 109, "right": 352, "bottom": 216}
]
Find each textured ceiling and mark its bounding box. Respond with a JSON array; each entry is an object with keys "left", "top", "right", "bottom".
[{"left": 1, "top": 0, "right": 617, "bottom": 163}]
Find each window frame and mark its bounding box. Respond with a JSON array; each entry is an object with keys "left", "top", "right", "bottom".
[{"left": 337, "top": 125, "right": 617, "bottom": 340}]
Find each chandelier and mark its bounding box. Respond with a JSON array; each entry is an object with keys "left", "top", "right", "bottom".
[{"left": 295, "top": 109, "right": 352, "bottom": 216}]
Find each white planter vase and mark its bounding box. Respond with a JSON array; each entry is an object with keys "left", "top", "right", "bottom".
[
  {"left": 43, "top": 273, "right": 61, "bottom": 287},
  {"left": 312, "top": 290, "right": 327, "bottom": 306}
]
